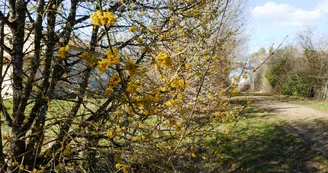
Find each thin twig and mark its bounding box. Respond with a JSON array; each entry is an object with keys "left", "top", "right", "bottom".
[{"left": 253, "top": 35, "right": 289, "bottom": 72}]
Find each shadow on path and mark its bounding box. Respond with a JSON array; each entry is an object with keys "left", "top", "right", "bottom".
[
  {"left": 211, "top": 116, "right": 322, "bottom": 173},
  {"left": 250, "top": 96, "right": 328, "bottom": 172}
]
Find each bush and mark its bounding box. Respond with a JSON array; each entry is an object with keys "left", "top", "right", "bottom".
[
  {"left": 281, "top": 75, "right": 315, "bottom": 98},
  {"left": 264, "top": 52, "right": 316, "bottom": 98}
]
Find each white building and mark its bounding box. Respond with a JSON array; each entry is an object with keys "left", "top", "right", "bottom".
[{"left": 1, "top": 25, "right": 106, "bottom": 99}]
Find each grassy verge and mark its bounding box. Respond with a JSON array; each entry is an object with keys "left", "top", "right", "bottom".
[
  {"left": 274, "top": 95, "right": 328, "bottom": 112},
  {"left": 1, "top": 96, "right": 328, "bottom": 172},
  {"left": 203, "top": 106, "right": 328, "bottom": 172}
]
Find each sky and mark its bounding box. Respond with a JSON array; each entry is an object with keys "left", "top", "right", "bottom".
[{"left": 248, "top": 0, "right": 328, "bottom": 53}]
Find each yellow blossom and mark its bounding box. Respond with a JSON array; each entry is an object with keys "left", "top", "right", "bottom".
[
  {"left": 169, "top": 119, "right": 176, "bottom": 126},
  {"left": 141, "top": 47, "right": 148, "bottom": 53},
  {"left": 137, "top": 120, "right": 143, "bottom": 127},
  {"left": 107, "top": 130, "right": 114, "bottom": 139},
  {"left": 107, "top": 50, "right": 120, "bottom": 65},
  {"left": 81, "top": 51, "right": 89, "bottom": 60},
  {"left": 156, "top": 51, "right": 171, "bottom": 66},
  {"left": 185, "top": 62, "right": 191, "bottom": 69},
  {"left": 154, "top": 64, "right": 158, "bottom": 70},
  {"left": 125, "top": 60, "right": 138, "bottom": 76},
  {"left": 176, "top": 123, "right": 182, "bottom": 131},
  {"left": 137, "top": 37, "right": 143, "bottom": 45},
  {"left": 108, "top": 73, "right": 121, "bottom": 86},
  {"left": 11, "top": 162, "right": 19, "bottom": 167},
  {"left": 90, "top": 10, "right": 116, "bottom": 26},
  {"left": 230, "top": 88, "right": 238, "bottom": 96},
  {"left": 153, "top": 91, "right": 162, "bottom": 102},
  {"left": 116, "top": 163, "right": 124, "bottom": 169},
  {"left": 58, "top": 45, "right": 69, "bottom": 59},
  {"left": 64, "top": 143, "right": 72, "bottom": 155},
  {"left": 127, "top": 82, "right": 137, "bottom": 95},
  {"left": 106, "top": 87, "right": 113, "bottom": 95},
  {"left": 116, "top": 125, "right": 122, "bottom": 132},
  {"left": 115, "top": 108, "right": 124, "bottom": 116},
  {"left": 171, "top": 77, "right": 185, "bottom": 91},
  {"left": 129, "top": 25, "right": 137, "bottom": 32},
  {"left": 98, "top": 59, "right": 109, "bottom": 72}
]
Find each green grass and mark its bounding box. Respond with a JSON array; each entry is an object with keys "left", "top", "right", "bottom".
[
  {"left": 2, "top": 96, "right": 328, "bottom": 172},
  {"left": 307, "top": 102, "right": 328, "bottom": 111},
  {"left": 200, "top": 107, "right": 328, "bottom": 172},
  {"left": 275, "top": 95, "right": 328, "bottom": 112},
  {"left": 290, "top": 100, "right": 328, "bottom": 112}
]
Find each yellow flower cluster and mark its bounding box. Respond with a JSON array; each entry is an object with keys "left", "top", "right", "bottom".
[
  {"left": 171, "top": 77, "right": 185, "bottom": 91},
  {"left": 156, "top": 51, "right": 171, "bottom": 66},
  {"left": 153, "top": 91, "right": 162, "bottom": 102},
  {"left": 164, "top": 98, "right": 183, "bottom": 107},
  {"left": 230, "top": 87, "right": 239, "bottom": 97},
  {"left": 129, "top": 25, "right": 137, "bottom": 32},
  {"left": 107, "top": 49, "right": 120, "bottom": 64},
  {"left": 107, "top": 130, "right": 114, "bottom": 139},
  {"left": 58, "top": 45, "right": 70, "bottom": 59},
  {"left": 141, "top": 47, "right": 148, "bottom": 53},
  {"left": 108, "top": 73, "right": 121, "bottom": 86},
  {"left": 115, "top": 163, "right": 131, "bottom": 173},
  {"left": 137, "top": 37, "right": 143, "bottom": 45},
  {"left": 81, "top": 52, "right": 97, "bottom": 67},
  {"left": 31, "top": 168, "right": 42, "bottom": 173},
  {"left": 127, "top": 82, "right": 137, "bottom": 95},
  {"left": 125, "top": 60, "right": 138, "bottom": 76},
  {"left": 97, "top": 49, "right": 120, "bottom": 72},
  {"left": 185, "top": 62, "right": 191, "bottom": 69},
  {"left": 105, "top": 87, "right": 113, "bottom": 95},
  {"left": 90, "top": 10, "right": 116, "bottom": 26},
  {"left": 98, "top": 59, "right": 109, "bottom": 72}
]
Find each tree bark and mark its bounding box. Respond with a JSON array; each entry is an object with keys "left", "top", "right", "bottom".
[{"left": 8, "top": 0, "right": 27, "bottom": 172}]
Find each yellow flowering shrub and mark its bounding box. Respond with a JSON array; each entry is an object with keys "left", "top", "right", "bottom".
[{"left": 5, "top": 0, "right": 247, "bottom": 172}]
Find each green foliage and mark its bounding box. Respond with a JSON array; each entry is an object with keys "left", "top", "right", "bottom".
[
  {"left": 263, "top": 30, "right": 328, "bottom": 99},
  {"left": 264, "top": 49, "right": 317, "bottom": 98},
  {"left": 266, "top": 65, "right": 315, "bottom": 98},
  {"left": 264, "top": 62, "right": 283, "bottom": 88},
  {"left": 281, "top": 75, "right": 315, "bottom": 98},
  {"left": 203, "top": 110, "right": 322, "bottom": 172},
  {"left": 264, "top": 56, "right": 287, "bottom": 90}
]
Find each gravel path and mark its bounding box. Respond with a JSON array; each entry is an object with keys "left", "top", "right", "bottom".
[{"left": 253, "top": 96, "right": 328, "bottom": 157}]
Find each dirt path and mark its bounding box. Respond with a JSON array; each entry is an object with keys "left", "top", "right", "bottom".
[{"left": 252, "top": 96, "right": 328, "bottom": 157}]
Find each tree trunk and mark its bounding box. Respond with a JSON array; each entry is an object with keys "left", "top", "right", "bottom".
[{"left": 8, "top": 0, "right": 27, "bottom": 172}]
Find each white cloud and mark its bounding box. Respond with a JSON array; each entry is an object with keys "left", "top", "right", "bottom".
[
  {"left": 317, "top": 0, "right": 328, "bottom": 13},
  {"left": 252, "top": 2, "right": 322, "bottom": 26}
]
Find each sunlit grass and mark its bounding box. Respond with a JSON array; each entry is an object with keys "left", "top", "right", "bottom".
[
  {"left": 200, "top": 105, "right": 328, "bottom": 172},
  {"left": 275, "top": 95, "right": 328, "bottom": 112}
]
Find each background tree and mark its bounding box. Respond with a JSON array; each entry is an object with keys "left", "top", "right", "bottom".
[{"left": 263, "top": 29, "right": 328, "bottom": 99}]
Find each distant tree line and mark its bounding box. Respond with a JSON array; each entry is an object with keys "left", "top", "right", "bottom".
[{"left": 253, "top": 30, "right": 328, "bottom": 99}]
